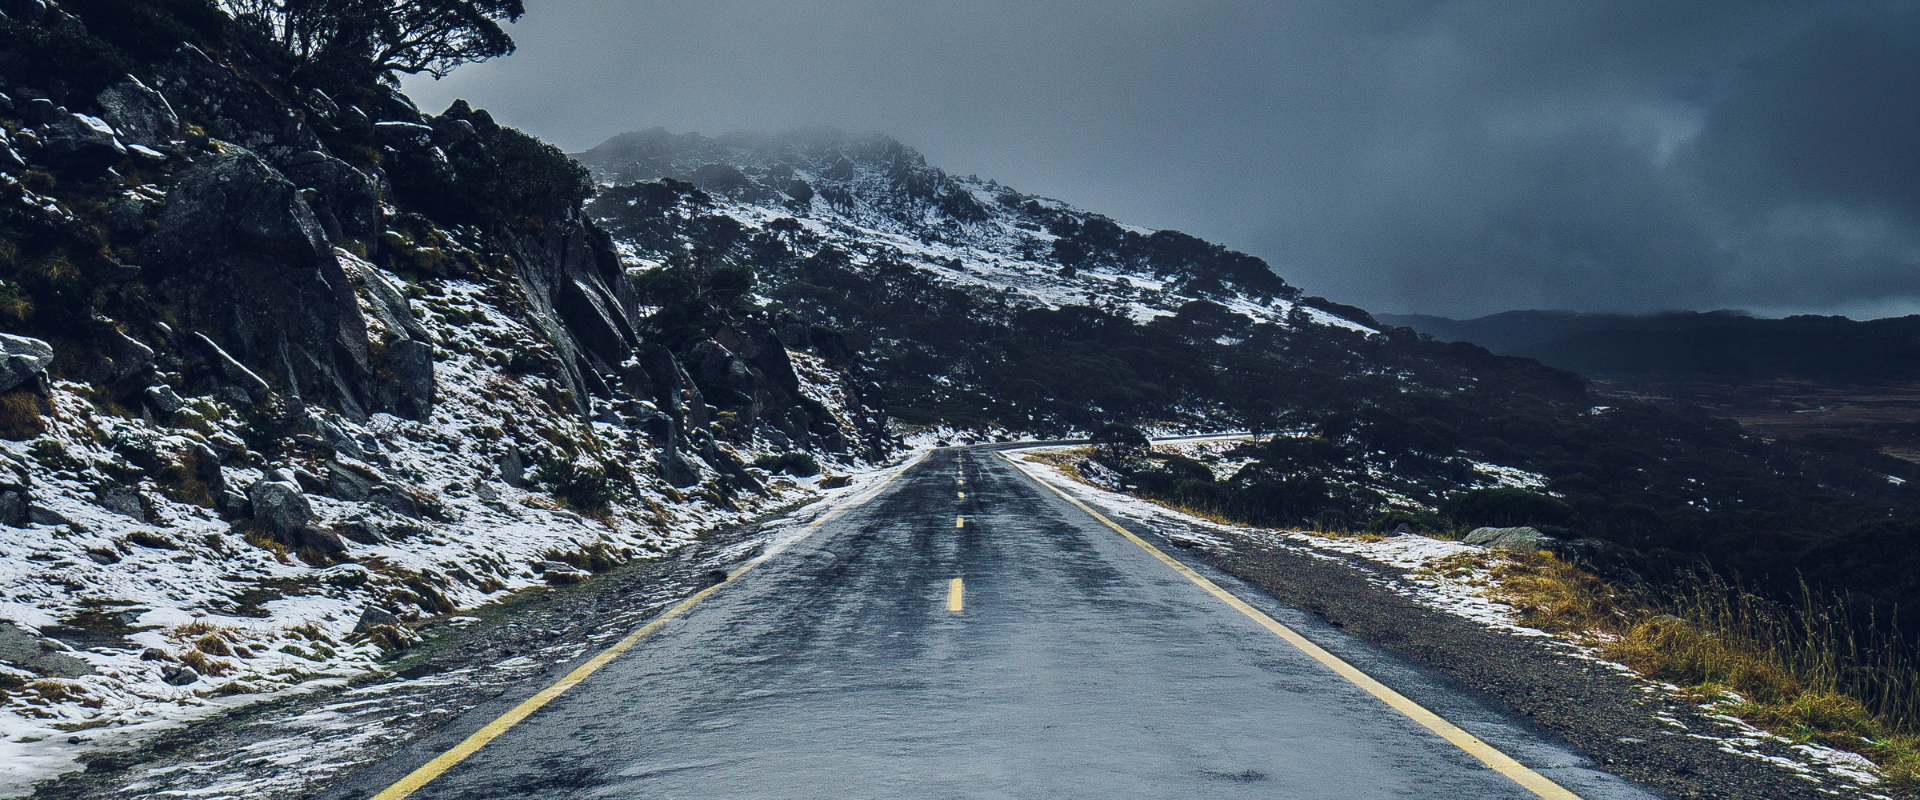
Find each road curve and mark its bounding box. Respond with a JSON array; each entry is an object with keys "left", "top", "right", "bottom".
[{"left": 322, "top": 447, "right": 1660, "bottom": 800}]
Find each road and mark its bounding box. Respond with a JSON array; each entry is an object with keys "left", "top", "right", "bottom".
[{"left": 323, "top": 447, "right": 1658, "bottom": 800}]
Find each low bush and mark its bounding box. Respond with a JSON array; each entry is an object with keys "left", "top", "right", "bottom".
[{"left": 754, "top": 451, "right": 820, "bottom": 477}]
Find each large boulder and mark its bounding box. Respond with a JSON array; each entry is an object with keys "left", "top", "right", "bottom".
[
  {"left": 0, "top": 490, "right": 26, "bottom": 527},
  {"left": 0, "top": 334, "right": 52, "bottom": 393},
  {"left": 95, "top": 75, "right": 179, "bottom": 147},
  {"left": 337, "top": 252, "right": 433, "bottom": 417},
  {"left": 246, "top": 476, "right": 347, "bottom": 559},
  {"left": 1464, "top": 526, "right": 1558, "bottom": 554},
  {"left": 247, "top": 477, "right": 313, "bottom": 533},
  {"left": 282, "top": 152, "right": 382, "bottom": 247},
  {"left": 148, "top": 146, "right": 371, "bottom": 412},
  {"left": 37, "top": 112, "right": 124, "bottom": 176}
]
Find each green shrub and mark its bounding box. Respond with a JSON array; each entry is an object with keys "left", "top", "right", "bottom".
[
  {"left": 754, "top": 451, "right": 819, "bottom": 477},
  {"left": 1442, "top": 487, "right": 1576, "bottom": 532}
]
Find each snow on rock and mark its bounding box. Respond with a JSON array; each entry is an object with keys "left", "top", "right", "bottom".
[{"left": 0, "top": 259, "right": 897, "bottom": 795}]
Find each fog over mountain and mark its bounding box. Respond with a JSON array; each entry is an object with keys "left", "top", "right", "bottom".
[{"left": 401, "top": 1, "right": 1920, "bottom": 319}]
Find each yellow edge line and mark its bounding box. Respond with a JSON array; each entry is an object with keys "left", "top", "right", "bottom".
[
  {"left": 1002, "top": 452, "right": 1585, "bottom": 800},
  {"left": 947, "top": 577, "right": 964, "bottom": 612},
  {"left": 370, "top": 450, "right": 930, "bottom": 800}
]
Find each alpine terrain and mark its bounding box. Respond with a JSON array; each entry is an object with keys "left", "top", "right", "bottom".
[{"left": 0, "top": 2, "right": 1918, "bottom": 799}]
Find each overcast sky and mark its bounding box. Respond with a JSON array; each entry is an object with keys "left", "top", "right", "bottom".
[{"left": 403, "top": 1, "right": 1920, "bottom": 319}]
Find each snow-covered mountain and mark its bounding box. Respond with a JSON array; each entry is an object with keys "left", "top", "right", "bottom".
[
  {"left": 578, "top": 128, "right": 1376, "bottom": 335},
  {"left": 576, "top": 128, "right": 1423, "bottom": 435}
]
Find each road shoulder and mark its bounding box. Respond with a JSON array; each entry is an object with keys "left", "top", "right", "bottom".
[{"left": 1005, "top": 447, "right": 1880, "bottom": 800}]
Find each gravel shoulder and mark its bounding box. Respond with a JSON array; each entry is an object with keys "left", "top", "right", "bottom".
[{"left": 1047, "top": 481, "right": 1877, "bottom": 800}]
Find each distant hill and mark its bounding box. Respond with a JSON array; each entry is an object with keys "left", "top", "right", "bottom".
[{"left": 1379, "top": 310, "right": 1920, "bottom": 383}]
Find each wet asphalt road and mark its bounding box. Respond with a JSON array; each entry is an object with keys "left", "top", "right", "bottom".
[{"left": 325, "top": 448, "right": 1660, "bottom": 799}]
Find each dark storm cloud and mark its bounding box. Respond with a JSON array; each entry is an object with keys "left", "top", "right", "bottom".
[{"left": 403, "top": 1, "right": 1920, "bottom": 317}]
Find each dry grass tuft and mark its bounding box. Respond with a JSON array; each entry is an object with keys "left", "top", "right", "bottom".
[
  {"left": 1490, "top": 552, "right": 1920, "bottom": 790},
  {"left": 176, "top": 648, "right": 231, "bottom": 677},
  {"left": 0, "top": 390, "right": 48, "bottom": 440}
]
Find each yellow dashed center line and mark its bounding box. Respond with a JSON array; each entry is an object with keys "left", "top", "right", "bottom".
[
  {"left": 956, "top": 516, "right": 965, "bottom": 528},
  {"left": 958, "top": 491, "right": 966, "bottom": 499},
  {"left": 366, "top": 451, "right": 930, "bottom": 800},
  {"left": 947, "top": 577, "right": 964, "bottom": 612}
]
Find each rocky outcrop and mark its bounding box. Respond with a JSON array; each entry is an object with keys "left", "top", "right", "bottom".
[
  {"left": 148, "top": 145, "right": 372, "bottom": 414},
  {"left": 95, "top": 75, "right": 179, "bottom": 148},
  {"left": 246, "top": 473, "right": 346, "bottom": 560},
  {"left": 0, "top": 334, "right": 53, "bottom": 393},
  {"left": 37, "top": 111, "right": 125, "bottom": 176},
  {"left": 0, "top": 622, "right": 92, "bottom": 678},
  {"left": 337, "top": 251, "right": 435, "bottom": 418},
  {"left": 282, "top": 151, "right": 384, "bottom": 250},
  {"left": 501, "top": 204, "right": 637, "bottom": 408},
  {"left": 149, "top": 44, "right": 321, "bottom": 165},
  {"left": 1464, "top": 526, "right": 1557, "bottom": 553}
]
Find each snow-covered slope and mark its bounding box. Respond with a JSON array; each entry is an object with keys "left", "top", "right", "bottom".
[{"left": 578, "top": 128, "right": 1376, "bottom": 335}]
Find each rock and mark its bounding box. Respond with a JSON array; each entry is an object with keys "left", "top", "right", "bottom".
[
  {"left": 97, "top": 487, "right": 145, "bottom": 521},
  {"left": 144, "top": 384, "right": 185, "bottom": 414},
  {"left": 191, "top": 443, "right": 224, "bottom": 492},
  {"left": 21, "top": 97, "right": 60, "bottom": 126},
  {"left": 84, "top": 547, "right": 118, "bottom": 564},
  {"left": 148, "top": 145, "right": 370, "bottom": 412},
  {"left": 0, "top": 333, "right": 53, "bottom": 393},
  {"left": 38, "top": 112, "right": 125, "bottom": 176},
  {"left": 0, "top": 490, "right": 25, "bottom": 527},
  {"left": 109, "top": 330, "right": 156, "bottom": 383},
  {"left": 657, "top": 448, "right": 701, "bottom": 488},
  {"left": 0, "top": 622, "right": 93, "bottom": 678},
  {"left": 139, "top": 647, "right": 172, "bottom": 662},
  {"left": 95, "top": 75, "right": 179, "bottom": 147},
  {"left": 325, "top": 456, "right": 380, "bottom": 501},
  {"left": 373, "top": 121, "right": 434, "bottom": 149},
  {"left": 246, "top": 476, "right": 348, "bottom": 559},
  {"left": 0, "top": 138, "right": 23, "bottom": 174},
  {"left": 499, "top": 445, "right": 527, "bottom": 488},
  {"left": 1464, "top": 526, "right": 1558, "bottom": 553},
  {"left": 28, "top": 505, "right": 68, "bottom": 527},
  {"left": 385, "top": 339, "right": 435, "bottom": 417},
  {"left": 540, "top": 561, "right": 590, "bottom": 585},
  {"left": 149, "top": 44, "right": 321, "bottom": 162},
  {"left": 246, "top": 478, "right": 313, "bottom": 533},
  {"left": 160, "top": 664, "right": 199, "bottom": 686},
  {"left": 215, "top": 488, "right": 250, "bottom": 516},
  {"left": 352, "top": 606, "right": 399, "bottom": 635},
  {"left": 190, "top": 333, "right": 270, "bottom": 403},
  {"left": 127, "top": 144, "right": 167, "bottom": 163},
  {"left": 336, "top": 250, "right": 426, "bottom": 341},
  {"left": 0, "top": 456, "right": 28, "bottom": 491},
  {"left": 283, "top": 153, "right": 381, "bottom": 247}
]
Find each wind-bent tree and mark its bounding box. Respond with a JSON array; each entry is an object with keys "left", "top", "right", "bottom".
[{"left": 223, "top": 0, "right": 526, "bottom": 79}]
